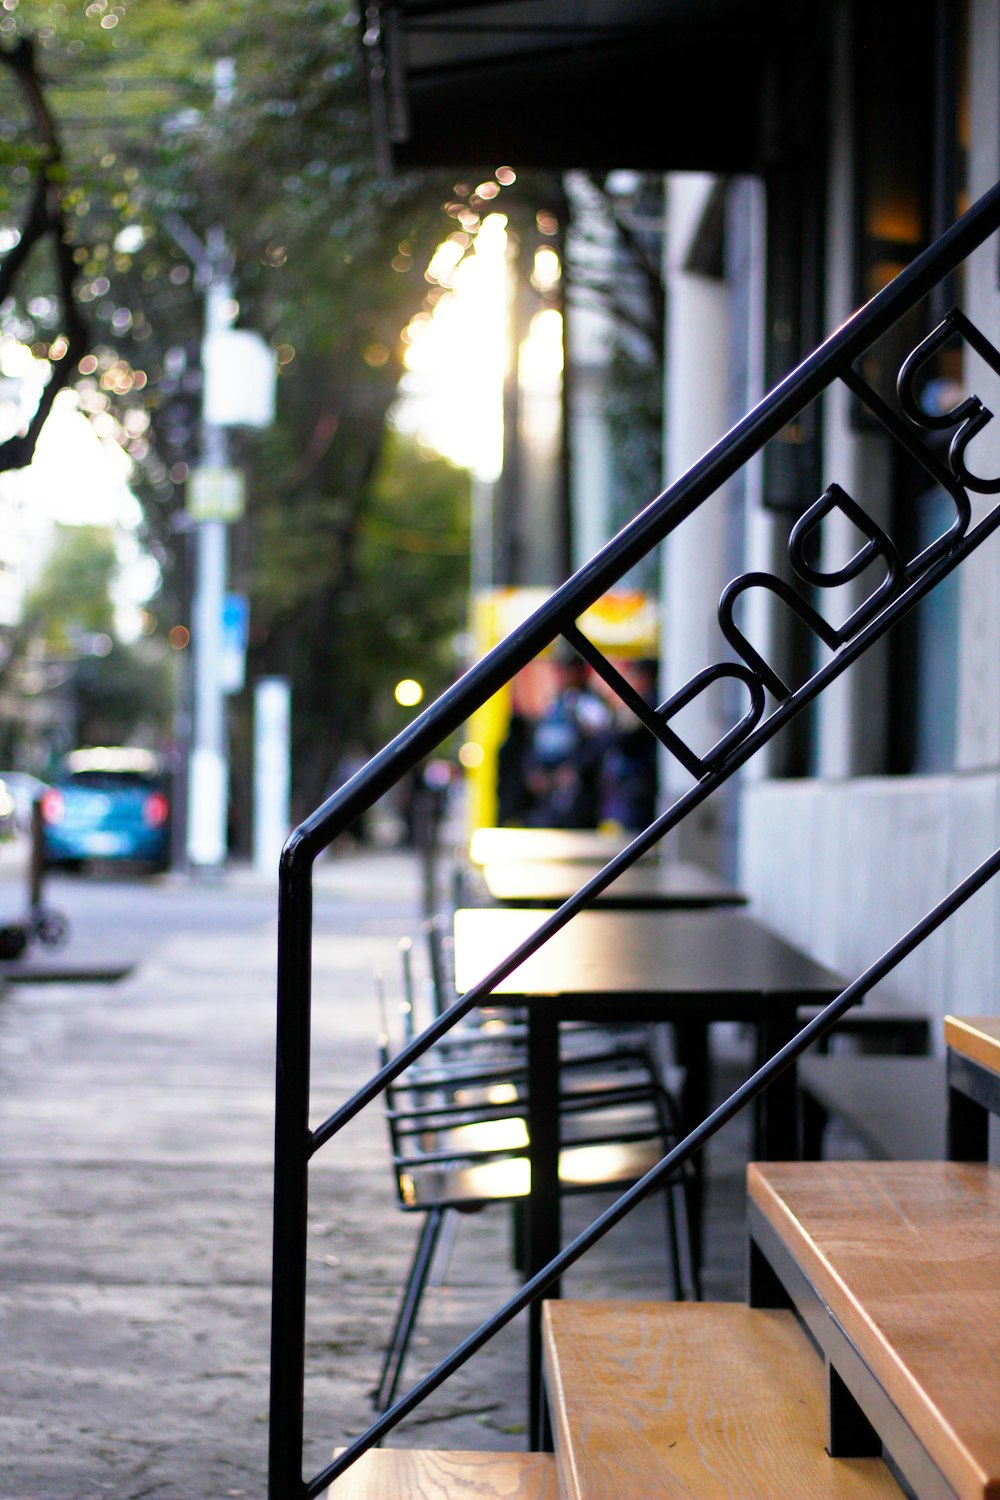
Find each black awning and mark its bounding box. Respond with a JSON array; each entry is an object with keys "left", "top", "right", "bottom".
[{"left": 362, "top": 0, "right": 778, "bottom": 173}]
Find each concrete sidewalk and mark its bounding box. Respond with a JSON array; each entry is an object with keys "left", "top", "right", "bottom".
[{"left": 0, "top": 845, "right": 748, "bottom": 1499}]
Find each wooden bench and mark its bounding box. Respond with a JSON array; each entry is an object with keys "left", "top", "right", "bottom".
[
  {"left": 946, "top": 1015, "right": 1000, "bottom": 1160},
  {"left": 796, "top": 1007, "right": 931, "bottom": 1054},
  {"left": 748, "top": 1159, "right": 1000, "bottom": 1500},
  {"left": 798, "top": 1054, "right": 946, "bottom": 1160},
  {"left": 543, "top": 1299, "right": 902, "bottom": 1497},
  {"left": 329, "top": 1449, "right": 557, "bottom": 1497}
]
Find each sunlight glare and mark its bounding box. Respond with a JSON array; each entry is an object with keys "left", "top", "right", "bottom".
[
  {"left": 519, "top": 308, "right": 564, "bottom": 392},
  {"left": 393, "top": 213, "right": 508, "bottom": 481}
]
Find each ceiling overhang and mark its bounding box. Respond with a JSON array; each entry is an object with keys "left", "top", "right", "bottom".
[{"left": 361, "top": 1, "right": 776, "bottom": 174}]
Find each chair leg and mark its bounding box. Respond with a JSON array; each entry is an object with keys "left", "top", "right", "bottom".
[
  {"left": 659, "top": 1165, "right": 702, "bottom": 1302},
  {"left": 677, "top": 1171, "right": 702, "bottom": 1301},
  {"left": 510, "top": 1199, "right": 526, "bottom": 1274},
  {"left": 428, "top": 1204, "right": 460, "bottom": 1287},
  {"left": 661, "top": 1172, "right": 685, "bottom": 1299},
  {"left": 373, "top": 1207, "right": 448, "bottom": 1412}
]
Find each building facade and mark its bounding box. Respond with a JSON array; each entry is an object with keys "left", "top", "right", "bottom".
[
  {"left": 366, "top": 0, "right": 1000, "bottom": 1039},
  {"left": 662, "top": 1, "right": 1000, "bottom": 1034}
]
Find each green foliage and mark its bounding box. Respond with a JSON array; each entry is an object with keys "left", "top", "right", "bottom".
[
  {"left": 0, "top": 1, "right": 567, "bottom": 819},
  {"left": 357, "top": 428, "right": 471, "bottom": 746},
  {"left": 3, "top": 525, "right": 171, "bottom": 764},
  {"left": 22, "top": 524, "right": 117, "bottom": 648},
  {"left": 245, "top": 428, "right": 470, "bottom": 817},
  {"left": 74, "top": 635, "right": 172, "bottom": 750}
]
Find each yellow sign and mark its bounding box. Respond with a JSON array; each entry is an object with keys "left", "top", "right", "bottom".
[{"left": 464, "top": 587, "right": 661, "bottom": 831}]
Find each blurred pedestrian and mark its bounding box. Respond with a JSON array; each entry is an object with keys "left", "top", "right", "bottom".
[
  {"left": 602, "top": 658, "right": 659, "bottom": 830},
  {"left": 525, "top": 657, "right": 610, "bottom": 828},
  {"left": 496, "top": 711, "right": 536, "bottom": 825}
]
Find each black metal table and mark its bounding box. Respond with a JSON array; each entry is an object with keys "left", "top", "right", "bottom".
[
  {"left": 452, "top": 904, "right": 845, "bottom": 1445},
  {"left": 479, "top": 856, "right": 747, "bottom": 910}
]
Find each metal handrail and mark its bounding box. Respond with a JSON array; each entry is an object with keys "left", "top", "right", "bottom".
[{"left": 269, "top": 177, "right": 1000, "bottom": 1498}]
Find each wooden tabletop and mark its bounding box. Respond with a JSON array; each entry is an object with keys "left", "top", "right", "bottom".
[
  {"left": 479, "top": 857, "right": 746, "bottom": 909},
  {"left": 453, "top": 906, "right": 844, "bottom": 1013},
  {"left": 468, "top": 825, "right": 637, "bottom": 866}
]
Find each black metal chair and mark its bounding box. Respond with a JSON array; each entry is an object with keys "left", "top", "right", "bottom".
[
  {"left": 372, "top": 969, "right": 698, "bottom": 1412},
  {"left": 413, "top": 915, "right": 668, "bottom": 1080}
]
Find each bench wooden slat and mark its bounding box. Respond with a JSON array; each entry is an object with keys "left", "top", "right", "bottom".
[
  {"left": 945, "top": 1016, "right": 1000, "bottom": 1079},
  {"left": 328, "top": 1449, "right": 558, "bottom": 1498},
  {"left": 543, "top": 1300, "right": 902, "bottom": 1498},
  {"left": 749, "top": 1160, "right": 1000, "bottom": 1500}
]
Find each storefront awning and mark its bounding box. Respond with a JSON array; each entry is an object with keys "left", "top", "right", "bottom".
[{"left": 361, "top": 0, "right": 777, "bottom": 173}]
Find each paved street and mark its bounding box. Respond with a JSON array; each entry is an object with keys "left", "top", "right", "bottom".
[{"left": 0, "top": 841, "right": 747, "bottom": 1499}]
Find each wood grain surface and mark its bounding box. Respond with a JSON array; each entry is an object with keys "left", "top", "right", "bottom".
[
  {"left": 543, "top": 1300, "right": 902, "bottom": 1498},
  {"left": 749, "top": 1160, "right": 1000, "bottom": 1500},
  {"left": 327, "top": 1449, "right": 558, "bottom": 1498},
  {"left": 945, "top": 1015, "right": 1000, "bottom": 1078}
]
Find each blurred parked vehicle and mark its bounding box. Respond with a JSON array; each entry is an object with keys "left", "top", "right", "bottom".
[
  {"left": 0, "top": 771, "right": 51, "bottom": 835},
  {"left": 40, "top": 748, "right": 171, "bottom": 873}
]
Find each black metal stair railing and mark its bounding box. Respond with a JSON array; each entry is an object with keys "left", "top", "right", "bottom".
[{"left": 269, "top": 178, "right": 1000, "bottom": 1499}]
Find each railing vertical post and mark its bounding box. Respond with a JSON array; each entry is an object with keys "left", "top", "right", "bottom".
[{"left": 268, "top": 840, "right": 315, "bottom": 1500}]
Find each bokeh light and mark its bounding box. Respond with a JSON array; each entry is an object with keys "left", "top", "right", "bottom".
[
  {"left": 394, "top": 678, "right": 424, "bottom": 707},
  {"left": 393, "top": 213, "right": 508, "bottom": 481}
]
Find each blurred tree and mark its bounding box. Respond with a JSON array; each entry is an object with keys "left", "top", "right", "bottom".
[
  {"left": 21, "top": 525, "right": 118, "bottom": 647},
  {"left": 0, "top": 525, "right": 171, "bottom": 763},
  {"left": 0, "top": 1, "right": 569, "bottom": 819}
]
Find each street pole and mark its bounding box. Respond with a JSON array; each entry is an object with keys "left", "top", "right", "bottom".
[
  {"left": 165, "top": 65, "right": 273, "bottom": 873},
  {"left": 187, "top": 226, "right": 233, "bottom": 870}
]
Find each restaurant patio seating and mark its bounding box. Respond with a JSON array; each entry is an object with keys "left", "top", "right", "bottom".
[{"left": 372, "top": 972, "right": 697, "bottom": 1412}]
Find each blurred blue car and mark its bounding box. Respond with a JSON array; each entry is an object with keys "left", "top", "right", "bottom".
[{"left": 41, "top": 748, "right": 171, "bottom": 873}]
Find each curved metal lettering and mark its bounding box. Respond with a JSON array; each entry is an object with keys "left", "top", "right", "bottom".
[
  {"left": 718, "top": 572, "right": 839, "bottom": 702},
  {"left": 898, "top": 308, "right": 1000, "bottom": 494},
  {"left": 789, "top": 483, "right": 906, "bottom": 635},
  {"left": 843, "top": 361, "right": 971, "bottom": 572},
  {"left": 578, "top": 482, "right": 907, "bottom": 780},
  {"left": 561, "top": 623, "right": 705, "bottom": 779},
  {"left": 657, "top": 661, "right": 766, "bottom": 775}
]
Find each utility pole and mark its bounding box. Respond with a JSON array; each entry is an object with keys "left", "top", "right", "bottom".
[
  {"left": 187, "top": 225, "right": 234, "bottom": 869},
  {"left": 165, "top": 59, "right": 274, "bottom": 872},
  {"left": 164, "top": 212, "right": 274, "bottom": 871}
]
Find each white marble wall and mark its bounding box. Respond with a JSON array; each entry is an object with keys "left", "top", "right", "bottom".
[
  {"left": 740, "top": 773, "right": 1000, "bottom": 1044},
  {"left": 955, "top": 0, "right": 1000, "bottom": 774},
  {"left": 660, "top": 174, "right": 732, "bottom": 867},
  {"left": 737, "top": 3, "right": 1000, "bottom": 1049}
]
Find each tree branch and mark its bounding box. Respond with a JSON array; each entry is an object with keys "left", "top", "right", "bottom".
[{"left": 0, "top": 37, "right": 88, "bottom": 471}]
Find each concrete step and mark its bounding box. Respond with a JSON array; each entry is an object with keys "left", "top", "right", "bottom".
[
  {"left": 748, "top": 1159, "right": 1000, "bottom": 1500},
  {"left": 542, "top": 1299, "right": 902, "bottom": 1498}
]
